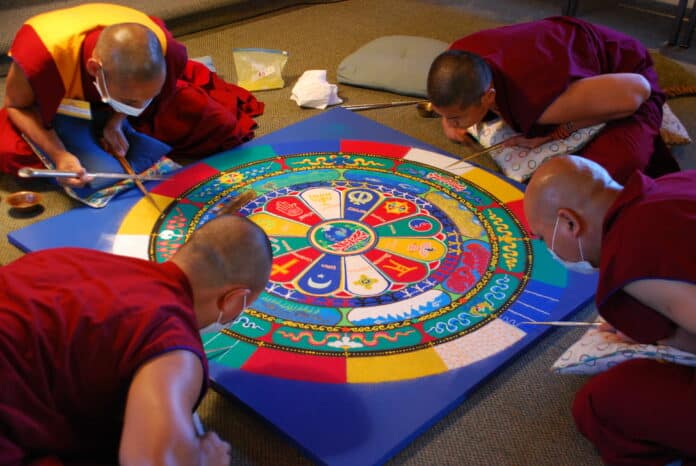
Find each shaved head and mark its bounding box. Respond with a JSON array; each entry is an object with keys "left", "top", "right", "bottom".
[
  {"left": 427, "top": 50, "right": 492, "bottom": 109},
  {"left": 172, "top": 215, "right": 273, "bottom": 295},
  {"left": 524, "top": 154, "right": 622, "bottom": 271},
  {"left": 94, "top": 23, "right": 165, "bottom": 83},
  {"left": 524, "top": 155, "right": 621, "bottom": 229}
]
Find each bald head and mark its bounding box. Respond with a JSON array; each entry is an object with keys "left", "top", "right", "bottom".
[
  {"left": 427, "top": 50, "right": 492, "bottom": 108},
  {"left": 94, "top": 23, "right": 165, "bottom": 83},
  {"left": 172, "top": 215, "right": 273, "bottom": 295},
  {"left": 524, "top": 155, "right": 622, "bottom": 231}
]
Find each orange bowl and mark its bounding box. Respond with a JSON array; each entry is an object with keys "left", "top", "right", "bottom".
[{"left": 7, "top": 191, "right": 42, "bottom": 211}]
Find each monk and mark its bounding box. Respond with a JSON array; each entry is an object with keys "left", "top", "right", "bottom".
[
  {"left": 0, "top": 214, "right": 273, "bottom": 465},
  {"left": 427, "top": 16, "right": 680, "bottom": 184},
  {"left": 524, "top": 155, "right": 696, "bottom": 465},
  {"left": 0, "top": 3, "right": 264, "bottom": 186}
]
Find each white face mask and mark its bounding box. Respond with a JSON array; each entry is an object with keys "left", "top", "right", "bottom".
[
  {"left": 199, "top": 311, "right": 225, "bottom": 336},
  {"left": 199, "top": 294, "right": 247, "bottom": 336},
  {"left": 94, "top": 67, "right": 152, "bottom": 117},
  {"left": 548, "top": 216, "right": 598, "bottom": 275}
]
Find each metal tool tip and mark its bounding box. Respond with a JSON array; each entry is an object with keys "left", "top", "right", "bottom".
[{"left": 17, "top": 167, "right": 34, "bottom": 178}]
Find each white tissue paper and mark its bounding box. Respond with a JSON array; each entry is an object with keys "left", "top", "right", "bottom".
[{"left": 291, "top": 70, "right": 343, "bottom": 109}]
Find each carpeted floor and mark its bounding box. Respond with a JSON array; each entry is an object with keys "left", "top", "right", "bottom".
[{"left": 1, "top": 0, "right": 695, "bottom": 464}]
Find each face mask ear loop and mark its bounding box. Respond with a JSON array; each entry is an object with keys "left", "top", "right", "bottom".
[{"left": 551, "top": 216, "right": 560, "bottom": 253}]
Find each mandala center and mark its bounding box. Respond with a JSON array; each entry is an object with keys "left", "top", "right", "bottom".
[{"left": 310, "top": 220, "right": 376, "bottom": 256}]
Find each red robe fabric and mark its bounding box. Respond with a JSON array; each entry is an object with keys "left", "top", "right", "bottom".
[
  {"left": 572, "top": 170, "right": 696, "bottom": 465},
  {"left": 0, "top": 7, "right": 263, "bottom": 174},
  {"left": 449, "top": 16, "right": 679, "bottom": 184},
  {"left": 0, "top": 249, "right": 207, "bottom": 465}
]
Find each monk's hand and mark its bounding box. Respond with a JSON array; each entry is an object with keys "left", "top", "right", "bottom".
[
  {"left": 101, "top": 113, "right": 129, "bottom": 158},
  {"left": 502, "top": 134, "right": 554, "bottom": 149},
  {"left": 54, "top": 151, "right": 92, "bottom": 188},
  {"left": 441, "top": 117, "right": 470, "bottom": 144},
  {"left": 597, "top": 321, "right": 637, "bottom": 344},
  {"left": 199, "top": 431, "right": 231, "bottom": 466}
]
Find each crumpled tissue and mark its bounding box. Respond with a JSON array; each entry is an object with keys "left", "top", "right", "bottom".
[{"left": 291, "top": 70, "right": 343, "bottom": 109}]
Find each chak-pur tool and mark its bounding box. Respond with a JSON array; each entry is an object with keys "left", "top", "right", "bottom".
[
  {"left": 518, "top": 321, "right": 602, "bottom": 327},
  {"left": 18, "top": 167, "right": 168, "bottom": 181},
  {"left": 341, "top": 99, "right": 428, "bottom": 111}
]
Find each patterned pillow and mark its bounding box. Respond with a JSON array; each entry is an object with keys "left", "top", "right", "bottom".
[
  {"left": 552, "top": 321, "right": 696, "bottom": 375},
  {"left": 467, "top": 101, "right": 690, "bottom": 182},
  {"left": 466, "top": 119, "right": 605, "bottom": 183},
  {"left": 661, "top": 102, "right": 692, "bottom": 146}
]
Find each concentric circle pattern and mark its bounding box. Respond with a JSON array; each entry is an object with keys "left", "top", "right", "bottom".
[{"left": 114, "top": 140, "right": 568, "bottom": 383}]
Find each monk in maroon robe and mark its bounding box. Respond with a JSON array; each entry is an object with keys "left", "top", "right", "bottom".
[
  {"left": 0, "top": 3, "right": 263, "bottom": 187},
  {"left": 0, "top": 214, "right": 273, "bottom": 464},
  {"left": 524, "top": 155, "right": 696, "bottom": 465},
  {"left": 428, "top": 16, "right": 679, "bottom": 184}
]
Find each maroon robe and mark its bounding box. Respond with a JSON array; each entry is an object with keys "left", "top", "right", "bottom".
[
  {"left": 0, "top": 249, "right": 207, "bottom": 464},
  {"left": 450, "top": 16, "right": 679, "bottom": 183},
  {"left": 573, "top": 170, "right": 696, "bottom": 465},
  {"left": 597, "top": 170, "right": 696, "bottom": 342},
  {"left": 0, "top": 13, "right": 263, "bottom": 174}
]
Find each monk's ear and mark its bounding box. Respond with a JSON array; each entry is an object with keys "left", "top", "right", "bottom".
[
  {"left": 86, "top": 58, "right": 101, "bottom": 77},
  {"left": 217, "top": 287, "right": 251, "bottom": 322},
  {"left": 482, "top": 87, "right": 496, "bottom": 106},
  {"left": 557, "top": 208, "right": 584, "bottom": 238}
]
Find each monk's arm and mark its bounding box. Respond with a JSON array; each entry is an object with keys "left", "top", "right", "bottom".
[
  {"left": 536, "top": 73, "right": 651, "bottom": 128},
  {"left": 119, "top": 350, "right": 230, "bottom": 466},
  {"left": 4, "top": 63, "right": 87, "bottom": 185},
  {"left": 5, "top": 64, "right": 74, "bottom": 167},
  {"left": 623, "top": 279, "right": 696, "bottom": 353}
]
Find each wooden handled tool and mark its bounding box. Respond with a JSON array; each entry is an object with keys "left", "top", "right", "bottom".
[
  {"left": 116, "top": 157, "right": 163, "bottom": 213},
  {"left": 444, "top": 139, "right": 512, "bottom": 170}
]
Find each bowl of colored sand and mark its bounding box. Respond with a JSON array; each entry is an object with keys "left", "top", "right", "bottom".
[{"left": 7, "top": 191, "right": 42, "bottom": 212}]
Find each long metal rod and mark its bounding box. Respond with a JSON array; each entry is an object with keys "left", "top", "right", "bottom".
[
  {"left": 518, "top": 321, "right": 601, "bottom": 327},
  {"left": 340, "top": 100, "right": 427, "bottom": 111},
  {"left": 18, "top": 167, "right": 168, "bottom": 181}
]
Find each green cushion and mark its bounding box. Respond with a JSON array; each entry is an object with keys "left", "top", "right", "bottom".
[{"left": 337, "top": 35, "right": 449, "bottom": 97}]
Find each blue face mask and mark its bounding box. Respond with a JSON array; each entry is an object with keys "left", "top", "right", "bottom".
[
  {"left": 94, "top": 67, "right": 152, "bottom": 117},
  {"left": 199, "top": 294, "right": 247, "bottom": 336},
  {"left": 548, "top": 216, "right": 598, "bottom": 275}
]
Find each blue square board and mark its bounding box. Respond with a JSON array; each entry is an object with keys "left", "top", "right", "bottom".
[{"left": 8, "top": 108, "right": 596, "bottom": 465}]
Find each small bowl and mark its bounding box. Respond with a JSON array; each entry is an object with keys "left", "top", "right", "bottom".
[
  {"left": 416, "top": 101, "right": 439, "bottom": 118},
  {"left": 7, "top": 191, "right": 42, "bottom": 212}
]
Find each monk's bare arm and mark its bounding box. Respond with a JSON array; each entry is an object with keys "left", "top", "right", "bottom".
[
  {"left": 623, "top": 279, "right": 696, "bottom": 353},
  {"left": 119, "top": 350, "right": 231, "bottom": 466},
  {"left": 5, "top": 63, "right": 71, "bottom": 165},
  {"left": 536, "top": 73, "right": 651, "bottom": 128},
  {"left": 4, "top": 63, "right": 87, "bottom": 185}
]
